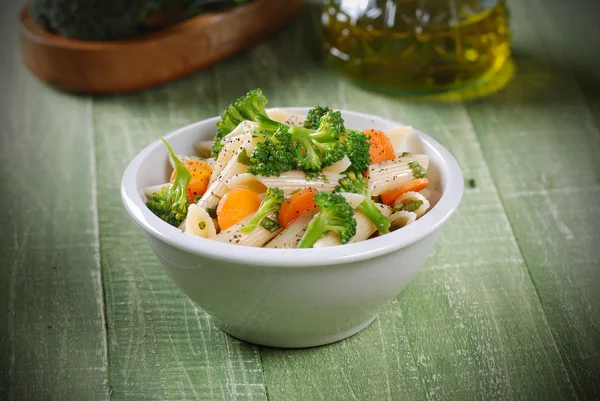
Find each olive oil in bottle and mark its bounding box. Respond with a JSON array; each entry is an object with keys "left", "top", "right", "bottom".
[{"left": 321, "top": 0, "right": 511, "bottom": 94}]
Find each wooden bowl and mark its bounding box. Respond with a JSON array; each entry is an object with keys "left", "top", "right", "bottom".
[{"left": 19, "top": 0, "right": 305, "bottom": 94}]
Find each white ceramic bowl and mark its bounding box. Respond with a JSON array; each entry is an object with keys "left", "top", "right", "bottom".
[{"left": 121, "top": 108, "right": 463, "bottom": 348}]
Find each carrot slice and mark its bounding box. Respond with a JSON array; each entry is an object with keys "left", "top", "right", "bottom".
[
  {"left": 365, "top": 129, "right": 395, "bottom": 165},
  {"left": 216, "top": 188, "right": 262, "bottom": 231},
  {"left": 170, "top": 159, "right": 213, "bottom": 204},
  {"left": 380, "top": 178, "right": 429, "bottom": 206},
  {"left": 278, "top": 188, "right": 318, "bottom": 228}
]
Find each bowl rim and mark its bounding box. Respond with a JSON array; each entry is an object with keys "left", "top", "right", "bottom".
[{"left": 121, "top": 108, "right": 464, "bottom": 267}]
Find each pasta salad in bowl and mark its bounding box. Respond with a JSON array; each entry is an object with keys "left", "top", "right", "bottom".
[
  {"left": 121, "top": 89, "right": 463, "bottom": 347},
  {"left": 142, "top": 89, "right": 435, "bottom": 248}
]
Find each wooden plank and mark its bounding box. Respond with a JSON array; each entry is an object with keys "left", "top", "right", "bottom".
[
  {"left": 260, "top": 98, "right": 575, "bottom": 400},
  {"left": 213, "top": 7, "right": 575, "bottom": 400},
  {"left": 370, "top": 103, "right": 575, "bottom": 401},
  {"left": 0, "top": 1, "right": 109, "bottom": 399},
  {"left": 464, "top": 1, "right": 600, "bottom": 397},
  {"left": 92, "top": 78, "right": 268, "bottom": 400}
]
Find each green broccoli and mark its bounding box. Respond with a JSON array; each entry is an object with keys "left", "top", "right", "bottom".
[
  {"left": 31, "top": 0, "right": 251, "bottom": 41},
  {"left": 213, "top": 89, "right": 268, "bottom": 157},
  {"left": 252, "top": 112, "right": 346, "bottom": 173},
  {"left": 255, "top": 113, "right": 285, "bottom": 135},
  {"left": 343, "top": 130, "right": 371, "bottom": 174},
  {"left": 146, "top": 138, "right": 192, "bottom": 227},
  {"left": 303, "top": 106, "right": 332, "bottom": 130},
  {"left": 306, "top": 107, "right": 371, "bottom": 173},
  {"left": 291, "top": 111, "right": 346, "bottom": 172},
  {"left": 247, "top": 125, "right": 297, "bottom": 176},
  {"left": 335, "top": 171, "right": 391, "bottom": 234},
  {"left": 30, "top": 0, "right": 158, "bottom": 41},
  {"left": 241, "top": 188, "right": 285, "bottom": 233},
  {"left": 297, "top": 192, "right": 357, "bottom": 248}
]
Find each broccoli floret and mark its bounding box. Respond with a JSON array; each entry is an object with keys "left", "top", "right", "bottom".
[
  {"left": 256, "top": 113, "right": 284, "bottom": 134},
  {"left": 335, "top": 171, "right": 391, "bottom": 234},
  {"left": 306, "top": 108, "right": 371, "bottom": 173},
  {"left": 247, "top": 125, "right": 297, "bottom": 176},
  {"left": 30, "top": 0, "right": 160, "bottom": 41},
  {"left": 290, "top": 111, "right": 346, "bottom": 172},
  {"left": 303, "top": 106, "right": 332, "bottom": 129},
  {"left": 213, "top": 89, "right": 268, "bottom": 157},
  {"left": 252, "top": 112, "right": 346, "bottom": 173},
  {"left": 146, "top": 138, "right": 192, "bottom": 227},
  {"left": 31, "top": 0, "right": 250, "bottom": 41},
  {"left": 343, "top": 130, "right": 371, "bottom": 174},
  {"left": 297, "top": 192, "right": 357, "bottom": 248},
  {"left": 241, "top": 188, "right": 285, "bottom": 233}
]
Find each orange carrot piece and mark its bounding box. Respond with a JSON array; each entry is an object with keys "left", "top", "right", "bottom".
[
  {"left": 365, "top": 129, "right": 395, "bottom": 165},
  {"left": 278, "top": 188, "right": 318, "bottom": 228},
  {"left": 170, "top": 159, "right": 212, "bottom": 204},
  {"left": 380, "top": 178, "right": 429, "bottom": 206},
  {"left": 216, "top": 188, "right": 262, "bottom": 231}
]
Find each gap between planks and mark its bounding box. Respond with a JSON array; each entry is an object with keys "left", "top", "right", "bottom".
[{"left": 88, "top": 98, "right": 111, "bottom": 399}]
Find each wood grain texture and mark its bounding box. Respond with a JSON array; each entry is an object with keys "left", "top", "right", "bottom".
[
  {"left": 0, "top": 1, "right": 109, "bottom": 400},
  {"left": 19, "top": 0, "right": 305, "bottom": 94},
  {"left": 92, "top": 78, "right": 267, "bottom": 400},
  {"left": 464, "top": 1, "right": 600, "bottom": 397},
  {"left": 209, "top": 6, "right": 576, "bottom": 400},
  {"left": 3, "top": 0, "right": 598, "bottom": 399}
]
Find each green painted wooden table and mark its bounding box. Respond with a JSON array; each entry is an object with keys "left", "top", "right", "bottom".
[{"left": 2, "top": 0, "right": 599, "bottom": 399}]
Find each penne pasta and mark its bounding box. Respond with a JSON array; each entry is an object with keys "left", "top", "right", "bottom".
[
  {"left": 312, "top": 232, "right": 341, "bottom": 248},
  {"left": 214, "top": 213, "right": 282, "bottom": 247},
  {"left": 384, "top": 126, "right": 412, "bottom": 154},
  {"left": 144, "top": 89, "right": 436, "bottom": 249},
  {"left": 226, "top": 170, "right": 343, "bottom": 196},
  {"left": 322, "top": 156, "right": 351, "bottom": 174},
  {"left": 376, "top": 202, "right": 393, "bottom": 218},
  {"left": 338, "top": 192, "right": 365, "bottom": 209},
  {"left": 265, "top": 207, "right": 319, "bottom": 248},
  {"left": 394, "top": 191, "right": 430, "bottom": 218},
  {"left": 198, "top": 133, "right": 254, "bottom": 210},
  {"left": 184, "top": 204, "right": 217, "bottom": 238},
  {"left": 350, "top": 211, "right": 380, "bottom": 243},
  {"left": 368, "top": 154, "right": 429, "bottom": 196},
  {"left": 266, "top": 108, "right": 306, "bottom": 126},
  {"left": 198, "top": 162, "right": 248, "bottom": 209},
  {"left": 222, "top": 174, "right": 268, "bottom": 194},
  {"left": 221, "top": 121, "right": 258, "bottom": 144},
  {"left": 389, "top": 211, "right": 417, "bottom": 229},
  {"left": 396, "top": 128, "right": 425, "bottom": 155},
  {"left": 209, "top": 132, "right": 253, "bottom": 185}
]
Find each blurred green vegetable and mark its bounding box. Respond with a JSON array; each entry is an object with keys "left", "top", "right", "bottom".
[{"left": 31, "top": 0, "right": 250, "bottom": 41}]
